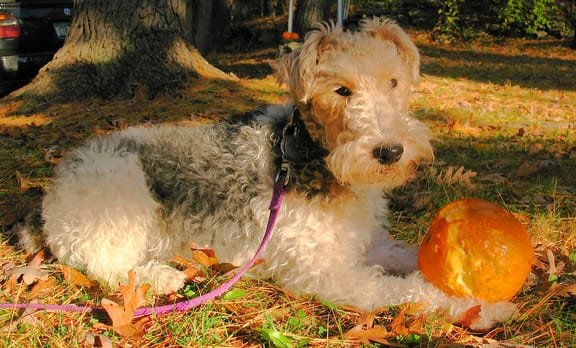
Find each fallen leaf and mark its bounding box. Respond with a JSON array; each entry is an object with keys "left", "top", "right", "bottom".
[
  {"left": 546, "top": 249, "right": 558, "bottom": 277},
  {"left": 514, "top": 160, "right": 541, "bottom": 178},
  {"left": 28, "top": 277, "right": 57, "bottom": 299},
  {"left": 84, "top": 333, "right": 114, "bottom": 348},
  {"left": 101, "top": 270, "right": 151, "bottom": 338},
  {"left": 170, "top": 255, "right": 203, "bottom": 280},
  {"left": 436, "top": 166, "right": 477, "bottom": 187},
  {"left": 191, "top": 248, "right": 218, "bottom": 268},
  {"left": 449, "top": 119, "right": 482, "bottom": 137},
  {"left": 60, "top": 265, "right": 95, "bottom": 288},
  {"left": 0, "top": 262, "right": 16, "bottom": 277},
  {"left": 456, "top": 305, "right": 482, "bottom": 328},
  {"left": 211, "top": 262, "right": 238, "bottom": 275},
  {"left": 391, "top": 307, "right": 410, "bottom": 336},
  {"left": 343, "top": 311, "right": 392, "bottom": 345},
  {"left": 16, "top": 170, "right": 34, "bottom": 191},
  {"left": 552, "top": 283, "right": 576, "bottom": 298},
  {"left": 477, "top": 172, "right": 508, "bottom": 184},
  {"left": 4, "top": 250, "right": 50, "bottom": 292},
  {"left": 343, "top": 323, "right": 391, "bottom": 345}
]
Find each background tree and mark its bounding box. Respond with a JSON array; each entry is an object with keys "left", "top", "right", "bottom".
[
  {"left": 13, "top": 0, "right": 235, "bottom": 102},
  {"left": 293, "top": 0, "right": 331, "bottom": 36}
]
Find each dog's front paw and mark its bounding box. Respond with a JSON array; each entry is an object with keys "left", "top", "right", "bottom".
[{"left": 133, "top": 261, "right": 187, "bottom": 294}]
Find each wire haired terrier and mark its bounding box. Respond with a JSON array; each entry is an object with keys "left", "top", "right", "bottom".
[{"left": 22, "top": 18, "right": 515, "bottom": 329}]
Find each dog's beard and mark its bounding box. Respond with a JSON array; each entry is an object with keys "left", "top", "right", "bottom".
[{"left": 326, "top": 143, "right": 415, "bottom": 189}]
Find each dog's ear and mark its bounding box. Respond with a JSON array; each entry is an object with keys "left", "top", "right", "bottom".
[
  {"left": 360, "top": 17, "right": 421, "bottom": 85},
  {"left": 273, "top": 22, "right": 342, "bottom": 103}
]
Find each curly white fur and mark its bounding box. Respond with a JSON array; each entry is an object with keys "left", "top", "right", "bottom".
[{"left": 26, "top": 18, "right": 516, "bottom": 330}]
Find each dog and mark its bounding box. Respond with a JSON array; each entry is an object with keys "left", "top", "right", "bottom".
[{"left": 20, "top": 18, "right": 516, "bottom": 329}]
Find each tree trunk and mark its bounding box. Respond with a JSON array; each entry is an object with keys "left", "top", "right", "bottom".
[
  {"left": 13, "top": 0, "right": 235, "bottom": 102},
  {"left": 293, "top": 0, "right": 331, "bottom": 36}
]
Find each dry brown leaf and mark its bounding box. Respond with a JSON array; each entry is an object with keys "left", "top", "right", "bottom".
[
  {"left": 15, "top": 170, "right": 33, "bottom": 191},
  {"left": 546, "top": 249, "right": 557, "bottom": 277},
  {"left": 211, "top": 262, "right": 238, "bottom": 275},
  {"left": 456, "top": 305, "right": 482, "bottom": 328},
  {"left": 60, "top": 265, "right": 95, "bottom": 288},
  {"left": 477, "top": 172, "right": 508, "bottom": 184},
  {"left": 28, "top": 277, "right": 57, "bottom": 299},
  {"left": 449, "top": 119, "right": 482, "bottom": 136},
  {"left": 514, "top": 160, "right": 542, "bottom": 178},
  {"left": 191, "top": 248, "right": 219, "bottom": 268},
  {"left": 436, "top": 166, "right": 477, "bottom": 187},
  {"left": 170, "top": 255, "right": 204, "bottom": 280},
  {"left": 101, "top": 270, "right": 151, "bottom": 338},
  {"left": 4, "top": 250, "right": 49, "bottom": 291},
  {"left": 390, "top": 307, "right": 410, "bottom": 336},
  {"left": 552, "top": 283, "right": 576, "bottom": 298},
  {"left": 28, "top": 250, "right": 46, "bottom": 266},
  {"left": 84, "top": 333, "right": 114, "bottom": 348},
  {"left": 343, "top": 324, "right": 392, "bottom": 345},
  {"left": 0, "top": 262, "right": 16, "bottom": 277},
  {"left": 9, "top": 264, "right": 50, "bottom": 285},
  {"left": 343, "top": 323, "right": 390, "bottom": 345},
  {"left": 407, "top": 314, "right": 426, "bottom": 333},
  {"left": 342, "top": 311, "right": 395, "bottom": 345}
]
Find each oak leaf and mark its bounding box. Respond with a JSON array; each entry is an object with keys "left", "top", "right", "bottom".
[
  {"left": 3, "top": 250, "right": 49, "bottom": 292},
  {"left": 343, "top": 311, "right": 394, "bottom": 345},
  {"left": 101, "top": 271, "right": 151, "bottom": 338}
]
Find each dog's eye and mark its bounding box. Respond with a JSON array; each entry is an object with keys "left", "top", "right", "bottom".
[
  {"left": 335, "top": 86, "right": 352, "bottom": 96},
  {"left": 389, "top": 79, "right": 398, "bottom": 88}
]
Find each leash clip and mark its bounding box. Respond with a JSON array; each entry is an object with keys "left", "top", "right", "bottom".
[{"left": 275, "top": 161, "right": 290, "bottom": 187}]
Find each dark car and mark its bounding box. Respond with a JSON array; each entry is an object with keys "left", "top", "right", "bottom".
[{"left": 0, "top": 0, "right": 72, "bottom": 96}]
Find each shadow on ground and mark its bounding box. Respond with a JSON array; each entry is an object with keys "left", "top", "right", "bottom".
[{"left": 419, "top": 44, "right": 576, "bottom": 91}]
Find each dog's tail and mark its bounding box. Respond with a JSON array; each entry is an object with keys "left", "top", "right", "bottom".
[{"left": 15, "top": 207, "right": 45, "bottom": 253}]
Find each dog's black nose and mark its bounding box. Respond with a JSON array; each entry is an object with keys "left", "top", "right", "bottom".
[{"left": 373, "top": 144, "right": 404, "bottom": 164}]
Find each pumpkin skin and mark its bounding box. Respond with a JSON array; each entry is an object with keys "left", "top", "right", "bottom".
[{"left": 418, "top": 198, "right": 534, "bottom": 302}]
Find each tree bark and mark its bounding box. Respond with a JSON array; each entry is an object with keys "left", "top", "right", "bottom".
[
  {"left": 13, "top": 0, "right": 235, "bottom": 102},
  {"left": 293, "top": 0, "right": 331, "bottom": 36}
]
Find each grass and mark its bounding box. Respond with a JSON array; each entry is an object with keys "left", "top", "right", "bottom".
[{"left": 0, "top": 29, "right": 575, "bottom": 347}]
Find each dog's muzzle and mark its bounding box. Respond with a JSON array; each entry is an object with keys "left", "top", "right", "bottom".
[{"left": 373, "top": 144, "right": 404, "bottom": 164}]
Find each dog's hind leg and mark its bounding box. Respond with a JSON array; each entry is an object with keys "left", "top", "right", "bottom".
[{"left": 42, "top": 148, "right": 185, "bottom": 293}]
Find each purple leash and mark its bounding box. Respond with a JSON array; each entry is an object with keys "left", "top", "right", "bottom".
[{"left": 0, "top": 173, "right": 287, "bottom": 317}]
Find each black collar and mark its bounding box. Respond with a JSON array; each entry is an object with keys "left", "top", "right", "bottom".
[
  {"left": 275, "top": 108, "right": 329, "bottom": 185},
  {"left": 280, "top": 108, "right": 329, "bottom": 164}
]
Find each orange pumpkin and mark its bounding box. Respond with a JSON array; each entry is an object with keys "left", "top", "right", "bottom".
[
  {"left": 281, "top": 31, "right": 292, "bottom": 40},
  {"left": 418, "top": 198, "right": 534, "bottom": 302}
]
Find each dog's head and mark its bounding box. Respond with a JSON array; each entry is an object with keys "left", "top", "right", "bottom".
[{"left": 274, "top": 18, "right": 432, "bottom": 190}]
